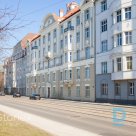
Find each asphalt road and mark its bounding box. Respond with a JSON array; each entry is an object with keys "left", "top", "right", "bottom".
[{"left": 0, "top": 96, "right": 136, "bottom": 136}]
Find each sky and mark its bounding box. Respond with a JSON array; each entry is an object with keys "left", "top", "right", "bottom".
[{"left": 0, "top": 0, "right": 80, "bottom": 63}]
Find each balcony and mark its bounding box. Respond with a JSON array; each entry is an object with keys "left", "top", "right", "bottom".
[
  {"left": 31, "top": 46, "right": 38, "bottom": 50},
  {"left": 64, "top": 26, "right": 74, "bottom": 33},
  {"left": 111, "top": 71, "right": 136, "bottom": 80}
]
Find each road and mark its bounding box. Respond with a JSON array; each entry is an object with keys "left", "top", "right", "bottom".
[{"left": 0, "top": 96, "right": 136, "bottom": 136}]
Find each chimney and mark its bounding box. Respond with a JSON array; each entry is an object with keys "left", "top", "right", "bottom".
[{"left": 59, "top": 9, "right": 64, "bottom": 17}]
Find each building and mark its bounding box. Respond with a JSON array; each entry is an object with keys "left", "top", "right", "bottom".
[
  {"left": 0, "top": 65, "right": 4, "bottom": 92},
  {"left": 3, "top": 33, "right": 38, "bottom": 95},
  {"left": 95, "top": 0, "right": 136, "bottom": 104},
  {"left": 11, "top": 33, "right": 38, "bottom": 95},
  {"left": 3, "top": 57, "right": 13, "bottom": 94},
  {"left": 26, "top": 1, "right": 95, "bottom": 102}
]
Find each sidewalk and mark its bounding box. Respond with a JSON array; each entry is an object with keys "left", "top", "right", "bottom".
[{"left": 0, "top": 104, "right": 101, "bottom": 136}]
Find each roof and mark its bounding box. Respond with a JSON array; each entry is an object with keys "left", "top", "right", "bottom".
[
  {"left": 21, "top": 33, "right": 39, "bottom": 49},
  {"left": 61, "top": 7, "right": 80, "bottom": 22},
  {"left": 31, "top": 34, "right": 41, "bottom": 42}
]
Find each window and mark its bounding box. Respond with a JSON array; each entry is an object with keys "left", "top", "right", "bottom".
[
  {"left": 48, "top": 45, "right": 50, "bottom": 51},
  {"left": 53, "top": 43, "right": 56, "bottom": 53},
  {"left": 101, "top": 83, "right": 108, "bottom": 95},
  {"left": 61, "top": 25, "right": 63, "bottom": 34},
  {"left": 70, "top": 35, "right": 72, "bottom": 43},
  {"left": 77, "top": 69, "right": 80, "bottom": 79},
  {"left": 39, "top": 62, "right": 41, "bottom": 69},
  {"left": 48, "top": 74, "right": 50, "bottom": 82},
  {"left": 117, "top": 58, "right": 122, "bottom": 71},
  {"left": 76, "top": 86, "right": 80, "bottom": 97},
  {"left": 53, "top": 87, "right": 56, "bottom": 96},
  {"left": 128, "top": 82, "right": 134, "bottom": 96},
  {"left": 85, "top": 67, "right": 90, "bottom": 79},
  {"left": 53, "top": 73, "right": 56, "bottom": 81},
  {"left": 60, "top": 40, "right": 63, "bottom": 49},
  {"left": 111, "top": 14, "right": 114, "bottom": 25},
  {"left": 125, "top": 32, "right": 132, "bottom": 44},
  {"left": 60, "top": 55, "right": 63, "bottom": 64},
  {"left": 76, "top": 32, "right": 80, "bottom": 43},
  {"left": 68, "top": 87, "right": 71, "bottom": 97},
  {"left": 77, "top": 50, "right": 80, "bottom": 61},
  {"left": 53, "top": 29, "right": 57, "bottom": 38},
  {"left": 101, "top": 20, "right": 107, "bottom": 32},
  {"left": 53, "top": 58, "right": 56, "bottom": 66},
  {"left": 60, "top": 72, "right": 63, "bottom": 81},
  {"left": 85, "top": 27, "right": 90, "bottom": 39},
  {"left": 101, "top": 40, "right": 108, "bottom": 52},
  {"left": 115, "top": 83, "right": 121, "bottom": 96},
  {"left": 65, "top": 53, "right": 68, "bottom": 63},
  {"left": 43, "top": 48, "right": 45, "bottom": 55},
  {"left": 101, "top": 62, "right": 107, "bottom": 74},
  {"left": 65, "top": 36, "right": 68, "bottom": 45},
  {"left": 112, "top": 36, "right": 114, "bottom": 48},
  {"left": 60, "top": 87, "right": 63, "bottom": 97},
  {"left": 39, "top": 50, "right": 40, "bottom": 58},
  {"left": 68, "top": 21, "right": 71, "bottom": 28},
  {"left": 76, "top": 16, "right": 80, "bottom": 26},
  {"left": 85, "top": 86, "right": 90, "bottom": 97},
  {"left": 117, "top": 10, "right": 121, "bottom": 22},
  {"left": 65, "top": 70, "right": 68, "bottom": 80},
  {"left": 48, "top": 33, "right": 50, "bottom": 41},
  {"left": 70, "top": 52, "right": 72, "bottom": 62},
  {"left": 69, "top": 70, "right": 72, "bottom": 80},
  {"left": 126, "top": 56, "right": 132, "bottom": 70},
  {"left": 43, "top": 35, "right": 45, "bottom": 44},
  {"left": 112, "top": 60, "right": 114, "bottom": 72},
  {"left": 125, "top": 7, "right": 131, "bottom": 20},
  {"left": 85, "top": 9, "right": 89, "bottom": 20},
  {"left": 117, "top": 33, "right": 122, "bottom": 46},
  {"left": 101, "top": 0, "right": 107, "bottom": 12},
  {"left": 85, "top": 47, "right": 90, "bottom": 59},
  {"left": 39, "top": 38, "right": 41, "bottom": 46}
]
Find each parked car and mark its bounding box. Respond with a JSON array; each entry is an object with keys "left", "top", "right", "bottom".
[
  {"left": 13, "top": 92, "right": 21, "bottom": 98},
  {"left": 0, "top": 92, "right": 5, "bottom": 96},
  {"left": 29, "top": 94, "right": 41, "bottom": 100}
]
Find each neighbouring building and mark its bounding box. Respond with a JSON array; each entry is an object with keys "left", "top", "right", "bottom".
[
  {"left": 95, "top": 0, "right": 136, "bottom": 104},
  {"left": 0, "top": 64, "right": 4, "bottom": 92},
  {"left": 26, "top": 1, "right": 95, "bottom": 102},
  {"left": 3, "top": 33, "right": 38, "bottom": 95},
  {"left": 3, "top": 57, "right": 13, "bottom": 94}
]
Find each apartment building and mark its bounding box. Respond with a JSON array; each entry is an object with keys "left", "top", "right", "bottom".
[
  {"left": 95, "top": 0, "right": 136, "bottom": 104},
  {"left": 3, "top": 57, "right": 13, "bottom": 94},
  {"left": 26, "top": 1, "right": 95, "bottom": 101},
  {"left": 0, "top": 65, "right": 4, "bottom": 92}
]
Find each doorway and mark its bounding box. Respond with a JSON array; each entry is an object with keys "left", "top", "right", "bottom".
[{"left": 47, "top": 87, "right": 50, "bottom": 98}]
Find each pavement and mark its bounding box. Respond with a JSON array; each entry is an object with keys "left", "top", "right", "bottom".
[{"left": 0, "top": 96, "right": 136, "bottom": 136}]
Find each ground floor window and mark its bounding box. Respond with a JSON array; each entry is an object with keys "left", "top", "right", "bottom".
[
  {"left": 128, "top": 82, "right": 134, "bottom": 96},
  {"left": 76, "top": 86, "right": 80, "bottom": 97},
  {"left": 68, "top": 87, "right": 71, "bottom": 97},
  {"left": 53, "top": 87, "right": 56, "bottom": 96},
  {"left": 85, "top": 86, "right": 90, "bottom": 97},
  {"left": 115, "top": 83, "right": 121, "bottom": 96},
  {"left": 60, "top": 87, "right": 63, "bottom": 97},
  {"left": 101, "top": 83, "right": 108, "bottom": 95}
]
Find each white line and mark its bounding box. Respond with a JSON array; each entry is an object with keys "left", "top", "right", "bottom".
[{"left": 0, "top": 104, "right": 102, "bottom": 136}]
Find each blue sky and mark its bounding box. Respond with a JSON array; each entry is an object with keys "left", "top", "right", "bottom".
[{"left": 0, "top": 0, "right": 80, "bottom": 47}]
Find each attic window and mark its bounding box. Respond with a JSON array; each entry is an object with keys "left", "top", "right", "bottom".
[{"left": 86, "top": 0, "right": 89, "bottom": 3}]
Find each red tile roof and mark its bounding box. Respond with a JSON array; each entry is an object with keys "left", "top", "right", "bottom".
[
  {"left": 21, "top": 33, "right": 39, "bottom": 49},
  {"left": 61, "top": 7, "right": 80, "bottom": 22}
]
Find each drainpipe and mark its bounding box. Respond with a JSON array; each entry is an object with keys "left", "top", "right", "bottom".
[{"left": 92, "top": 0, "right": 96, "bottom": 102}]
